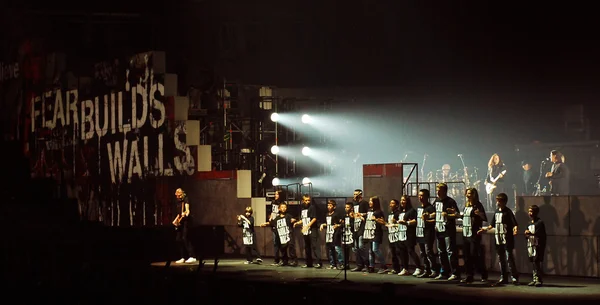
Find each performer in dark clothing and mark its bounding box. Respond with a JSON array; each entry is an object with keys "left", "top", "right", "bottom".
[
  {"left": 432, "top": 183, "right": 460, "bottom": 280},
  {"left": 268, "top": 190, "right": 285, "bottom": 265},
  {"left": 350, "top": 189, "right": 370, "bottom": 272},
  {"left": 460, "top": 188, "right": 488, "bottom": 283},
  {"left": 479, "top": 192, "right": 519, "bottom": 286},
  {"left": 485, "top": 153, "right": 507, "bottom": 210},
  {"left": 521, "top": 161, "right": 536, "bottom": 196},
  {"left": 260, "top": 202, "right": 298, "bottom": 266},
  {"left": 173, "top": 188, "right": 197, "bottom": 264},
  {"left": 524, "top": 204, "right": 547, "bottom": 287},
  {"left": 396, "top": 195, "right": 423, "bottom": 276},
  {"left": 416, "top": 189, "right": 439, "bottom": 278},
  {"left": 237, "top": 207, "right": 262, "bottom": 264},
  {"left": 295, "top": 194, "right": 322, "bottom": 268},
  {"left": 546, "top": 150, "right": 570, "bottom": 196}
]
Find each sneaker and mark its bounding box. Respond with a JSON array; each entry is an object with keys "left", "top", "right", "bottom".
[
  {"left": 512, "top": 277, "right": 520, "bottom": 285},
  {"left": 175, "top": 258, "right": 185, "bottom": 264},
  {"left": 301, "top": 264, "right": 313, "bottom": 268},
  {"left": 377, "top": 269, "right": 387, "bottom": 274},
  {"left": 535, "top": 281, "right": 543, "bottom": 287},
  {"left": 434, "top": 274, "right": 446, "bottom": 280},
  {"left": 185, "top": 257, "right": 197, "bottom": 263},
  {"left": 417, "top": 271, "right": 430, "bottom": 278},
  {"left": 270, "top": 263, "right": 279, "bottom": 266},
  {"left": 244, "top": 261, "right": 252, "bottom": 264},
  {"left": 256, "top": 258, "right": 263, "bottom": 263},
  {"left": 460, "top": 277, "right": 473, "bottom": 284},
  {"left": 399, "top": 269, "right": 409, "bottom": 276},
  {"left": 337, "top": 266, "right": 346, "bottom": 270},
  {"left": 412, "top": 268, "right": 423, "bottom": 276},
  {"left": 388, "top": 270, "right": 398, "bottom": 275},
  {"left": 314, "top": 264, "right": 322, "bottom": 268},
  {"left": 448, "top": 275, "right": 459, "bottom": 281},
  {"left": 429, "top": 271, "right": 439, "bottom": 278},
  {"left": 328, "top": 265, "right": 336, "bottom": 269},
  {"left": 351, "top": 267, "right": 364, "bottom": 272},
  {"left": 528, "top": 281, "right": 536, "bottom": 286}
]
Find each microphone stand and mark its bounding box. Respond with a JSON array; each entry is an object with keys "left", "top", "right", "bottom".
[
  {"left": 339, "top": 218, "right": 353, "bottom": 284},
  {"left": 458, "top": 154, "right": 469, "bottom": 187},
  {"left": 421, "top": 154, "right": 427, "bottom": 184},
  {"left": 534, "top": 160, "right": 546, "bottom": 196}
]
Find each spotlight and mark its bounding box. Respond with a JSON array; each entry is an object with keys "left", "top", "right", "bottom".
[
  {"left": 272, "top": 177, "right": 280, "bottom": 186},
  {"left": 270, "top": 145, "right": 280, "bottom": 155},
  {"left": 301, "top": 114, "right": 311, "bottom": 124},
  {"left": 302, "top": 177, "right": 311, "bottom": 185},
  {"left": 270, "top": 112, "right": 280, "bottom": 122},
  {"left": 301, "top": 146, "right": 311, "bottom": 156}
]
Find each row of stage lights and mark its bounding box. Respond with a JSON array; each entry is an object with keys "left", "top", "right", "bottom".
[
  {"left": 272, "top": 177, "right": 311, "bottom": 187},
  {"left": 270, "top": 113, "right": 312, "bottom": 124},
  {"left": 270, "top": 146, "right": 311, "bottom": 156},
  {"left": 270, "top": 112, "right": 312, "bottom": 186},
  {"left": 270, "top": 112, "right": 312, "bottom": 156}
]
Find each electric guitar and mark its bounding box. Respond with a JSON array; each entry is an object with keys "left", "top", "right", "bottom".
[{"left": 485, "top": 169, "right": 506, "bottom": 194}]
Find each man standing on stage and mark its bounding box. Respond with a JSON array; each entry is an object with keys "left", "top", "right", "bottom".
[{"left": 351, "top": 189, "right": 370, "bottom": 272}]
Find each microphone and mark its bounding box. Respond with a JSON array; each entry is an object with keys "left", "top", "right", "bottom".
[{"left": 457, "top": 154, "right": 463, "bottom": 157}]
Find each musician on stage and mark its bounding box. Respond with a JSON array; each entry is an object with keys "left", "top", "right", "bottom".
[
  {"left": 268, "top": 190, "right": 285, "bottom": 265},
  {"left": 521, "top": 161, "right": 536, "bottom": 196},
  {"left": 546, "top": 150, "right": 570, "bottom": 196},
  {"left": 173, "top": 188, "right": 197, "bottom": 264},
  {"left": 485, "top": 153, "right": 507, "bottom": 209}
]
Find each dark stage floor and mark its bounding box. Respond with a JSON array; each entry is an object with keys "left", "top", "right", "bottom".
[{"left": 150, "top": 258, "right": 600, "bottom": 304}]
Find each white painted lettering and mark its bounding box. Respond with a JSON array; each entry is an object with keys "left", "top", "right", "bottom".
[
  {"left": 94, "top": 95, "right": 109, "bottom": 137},
  {"left": 107, "top": 140, "right": 129, "bottom": 184},
  {"left": 53, "top": 90, "right": 66, "bottom": 128},
  {"left": 81, "top": 100, "right": 95, "bottom": 140}
]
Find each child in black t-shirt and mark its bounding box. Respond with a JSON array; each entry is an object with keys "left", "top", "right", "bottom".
[
  {"left": 524, "top": 204, "right": 546, "bottom": 287},
  {"left": 320, "top": 200, "right": 343, "bottom": 269},
  {"left": 237, "top": 207, "right": 263, "bottom": 264},
  {"left": 260, "top": 202, "right": 298, "bottom": 266},
  {"left": 416, "top": 189, "right": 439, "bottom": 278},
  {"left": 341, "top": 202, "right": 355, "bottom": 270},
  {"left": 479, "top": 192, "right": 519, "bottom": 286}
]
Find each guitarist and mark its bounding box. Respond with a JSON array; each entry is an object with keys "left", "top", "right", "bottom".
[
  {"left": 485, "top": 153, "right": 507, "bottom": 210},
  {"left": 173, "top": 188, "right": 197, "bottom": 264}
]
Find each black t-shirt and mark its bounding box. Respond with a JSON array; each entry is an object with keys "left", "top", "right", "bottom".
[
  {"left": 527, "top": 217, "right": 547, "bottom": 257},
  {"left": 268, "top": 199, "right": 284, "bottom": 222},
  {"left": 490, "top": 207, "right": 518, "bottom": 248},
  {"left": 353, "top": 199, "right": 369, "bottom": 236},
  {"left": 269, "top": 213, "right": 294, "bottom": 246},
  {"left": 433, "top": 196, "right": 459, "bottom": 238},
  {"left": 301, "top": 205, "right": 318, "bottom": 235},
  {"left": 462, "top": 202, "right": 487, "bottom": 239},
  {"left": 387, "top": 209, "right": 401, "bottom": 243},
  {"left": 363, "top": 209, "right": 385, "bottom": 243},
  {"left": 239, "top": 215, "right": 255, "bottom": 245},
  {"left": 342, "top": 213, "right": 354, "bottom": 245},
  {"left": 177, "top": 195, "right": 191, "bottom": 221},
  {"left": 401, "top": 207, "right": 418, "bottom": 241},
  {"left": 416, "top": 204, "right": 436, "bottom": 241},
  {"left": 325, "top": 211, "right": 342, "bottom": 245}
]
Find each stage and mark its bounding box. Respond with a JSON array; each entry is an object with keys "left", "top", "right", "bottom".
[{"left": 149, "top": 258, "right": 600, "bottom": 304}]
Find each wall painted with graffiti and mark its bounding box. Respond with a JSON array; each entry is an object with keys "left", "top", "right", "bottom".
[{"left": 21, "top": 50, "right": 197, "bottom": 227}]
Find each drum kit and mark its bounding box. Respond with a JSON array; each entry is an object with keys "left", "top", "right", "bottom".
[{"left": 426, "top": 167, "right": 481, "bottom": 199}]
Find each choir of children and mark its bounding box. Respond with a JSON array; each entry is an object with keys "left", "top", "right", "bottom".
[{"left": 243, "top": 186, "right": 545, "bottom": 287}]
